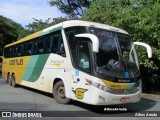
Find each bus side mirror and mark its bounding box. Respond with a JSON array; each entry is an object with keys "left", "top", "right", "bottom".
[
  {"left": 134, "top": 42, "right": 152, "bottom": 58},
  {"left": 75, "top": 34, "right": 99, "bottom": 53}
]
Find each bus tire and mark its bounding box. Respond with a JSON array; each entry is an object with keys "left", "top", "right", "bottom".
[
  {"left": 11, "top": 74, "right": 17, "bottom": 87},
  {"left": 7, "top": 73, "right": 10, "bottom": 83},
  {"left": 53, "top": 81, "right": 70, "bottom": 104},
  {"left": 8, "top": 75, "right": 12, "bottom": 86}
]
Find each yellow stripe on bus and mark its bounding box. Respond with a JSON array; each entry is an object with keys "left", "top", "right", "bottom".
[
  {"left": 102, "top": 80, "right": 129, "bottom": 90},
  {"left": 5, "top": 31, "right": 42, "bottom": 47},
  {"left": 3, "top": 56, "right": 31, "bottom": 84}
]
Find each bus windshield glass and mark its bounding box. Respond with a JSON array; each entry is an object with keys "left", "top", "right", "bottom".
[{"left": 89, "top": 28, "right": 140, "bottom": 80}]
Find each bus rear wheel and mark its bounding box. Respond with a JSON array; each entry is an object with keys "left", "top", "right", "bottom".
[
  {"left": 8, "top": 74, "right": 12, "bottom": 86},
  {"left": 7, "top": 73, "right": 10, "bottom": 83},
  {"left": 11, "top": 74, "right": 17, "bottom": 87},
  {"left": 53, "top": 81, "right": 70, "bottom": 104}
]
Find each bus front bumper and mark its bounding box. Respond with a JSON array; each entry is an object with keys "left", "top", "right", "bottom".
[{"left": 90, "top": 86, "right": 141, "bottom": 105}]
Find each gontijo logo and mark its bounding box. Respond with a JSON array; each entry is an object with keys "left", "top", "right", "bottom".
[
  {"left": 9, "top": 59, "right": 23, "bottom": 65},
  {"left": 72, "top": 88, "right": 88, "bottom": 99}
]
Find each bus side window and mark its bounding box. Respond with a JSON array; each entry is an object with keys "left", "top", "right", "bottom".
[
  {"left": 50, "top": 32, "right": 66, "bottom": 57},
  {"left": 11, "top": 47, "right": 14, "bottom": 57},
  {"left": 26, "top": 42, "right": 33, "bottom": 55},
  {"left": 44, "top": 35, "right": 51, "bottom": 53},
  {"left": 67, "top": 31, "right": 76, "bottom": 61},
  {"left": 37, "top": 38, "right": 44, "bottom": 54},
  {"left": 15, "top": 45, "right": 21, "bottom": 57},
  {"left": 4, "top": 47, "right": 10, "bottom": 58},
  {"left": 34, "top": 40, "right": 38, "bottom": 54},
  {"left": 76, "top": 41, "right": 91, "bottom": 73},
  {"left": 12, "top": 46, "right": 16, "bottom": 57},
  {"left": 52, "top": 34, "right": 59, "bottom": 53},
  {"left": 4, "top": 48, "right": 8, "bottom": 58},
  {"left": 14, "top": 46, "right": 17, "bottom": 57},
  {"left": 49, "top": 34, "right": 54, "bottom": 53},
  {"left": 68, "top": 31, "right": 76, "bottom": 50},
  {"left": 21, "top": 44, "right": 26, "bottom": 56},
  {"left": 10, "top": 47, "right": 14, "bottom": 57},
  {"left": 18, "top": 45, "right": 22, "bottom": 56},
  {"left": 4, "top": 48, "right": 7, "bottom": 58}
]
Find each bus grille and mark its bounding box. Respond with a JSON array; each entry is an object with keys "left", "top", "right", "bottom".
[{"left": 108, "top": 88, "right": 139, "bottom": 95}]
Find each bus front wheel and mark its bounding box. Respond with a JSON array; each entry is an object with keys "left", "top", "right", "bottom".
[{"left": 53, "top": 81, "right": 70, "bottom": 104}]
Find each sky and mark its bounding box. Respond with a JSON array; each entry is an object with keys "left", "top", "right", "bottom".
[{"left": 0, "top": 0, "right": 65, "bottom": 27}]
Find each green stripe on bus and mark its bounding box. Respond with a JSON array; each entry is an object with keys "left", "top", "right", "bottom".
[
  {"left": 126, "top": 81, "right": 140, "bottom": 89},
  {"left": 21, "top": 55, "right": 39, "bottom": 81},
  {"left": 27, "top": 54, "right": 49, "bottom": 82},
  {"left": 40, "top": 26, "right": 62, "bottom": 36}
]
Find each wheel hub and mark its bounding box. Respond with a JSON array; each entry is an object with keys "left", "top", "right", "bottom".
[{"left": 57, "top": 86, "right": 65, "bottom": 98}]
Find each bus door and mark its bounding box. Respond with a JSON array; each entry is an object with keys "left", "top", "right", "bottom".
[{"left": 71, "top": 41, "right": 91, "bottom": 102}]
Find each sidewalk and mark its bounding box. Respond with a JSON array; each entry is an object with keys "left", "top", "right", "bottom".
[{"left": 142, "top": 93, "right": 160, "bottom": 99}]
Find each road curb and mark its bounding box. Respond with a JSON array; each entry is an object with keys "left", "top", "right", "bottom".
[{"left": 142, "top": 93, "right": 160, "bottom": 99}]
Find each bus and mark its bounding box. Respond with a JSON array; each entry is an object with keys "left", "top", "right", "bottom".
[{"left": 2, "top": 20, "right": 152, "bottom": 105}]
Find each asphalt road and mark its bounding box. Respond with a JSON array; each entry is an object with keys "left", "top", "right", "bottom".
[{"left": 0, "top": 74, "right": 160, "bottom": 119}]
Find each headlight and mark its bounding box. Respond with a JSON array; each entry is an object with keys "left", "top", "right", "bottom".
[
  {"left": 92, "top": 82, "right": 99, "bottom": 88},
  {"left": 86, "top": 79, "right": 110, "bottom": 92}
]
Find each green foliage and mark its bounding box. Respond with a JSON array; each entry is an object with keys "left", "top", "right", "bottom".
[
  {"left": 82, "top": 0, "right": 160, "bottom": 72},
  {"left": 0, "top": 16, "right": 18, "bottom": 45},
  {"left": 0, "top": 16, "right": 29, "bottom": 55},
  {"left": 25, "top": 18, "right": 51, "bottom": 33},
  {"left": 16, "top": 25, "right": 30, "bottom": 40},
  {"left": 25, "top": 17, "right": 69, "bottom": 33},
  {"left": 0, "top": 15, "right": 69, "bottom": 56},
  {"left": 48, "top": 0, "right": 93, "bottom": 18}
]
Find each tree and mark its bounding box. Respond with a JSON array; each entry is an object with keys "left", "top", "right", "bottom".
[
  {"left": 48, "top": 0, "right": 93, "bottom": 18},
  {"left": 0, "top": 16, "right": 30, "bottom": 55},
  {"left": 25, "top": 17, "right": 68, "bottom": 33},
  {"left": 16, "top": 24, "right": 30, "bottom": 40},
  {"left": 0, "top": 16, "right": 18, "bottom": 44},
  {"left": 82, "top": 0, "right": 160, "bottom": 93},
  {"left": 0, "top": 16, "right": 18, "bottom": 55}
]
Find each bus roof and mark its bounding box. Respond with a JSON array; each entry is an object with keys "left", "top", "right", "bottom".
[
  {"left": 62, "top": 20, "right": 128, "bottom": 34},
  {"left": 5, "top": 20, "right": 128, "bottom": 48}
]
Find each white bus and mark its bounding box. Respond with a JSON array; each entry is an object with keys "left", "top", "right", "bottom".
[{"left": 2, "top": 20, "right": 152, "bottom": 105}]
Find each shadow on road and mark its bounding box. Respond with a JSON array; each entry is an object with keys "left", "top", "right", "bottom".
[
  {"left": 16, "top": 84, "right": 157, "bottom": 114},
  {"left": 0, "top": 77, "right": 157, "bottom": 115},
  {"left": 70, "top": 97, "right": 157, "bottom": 114},
  {"left": 15, "top": 84, "right": 53, "bottom": 98}
]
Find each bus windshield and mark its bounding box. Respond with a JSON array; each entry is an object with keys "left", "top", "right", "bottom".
[{"left": 89, "top": 28, "right": 140, "bottom": 80}]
